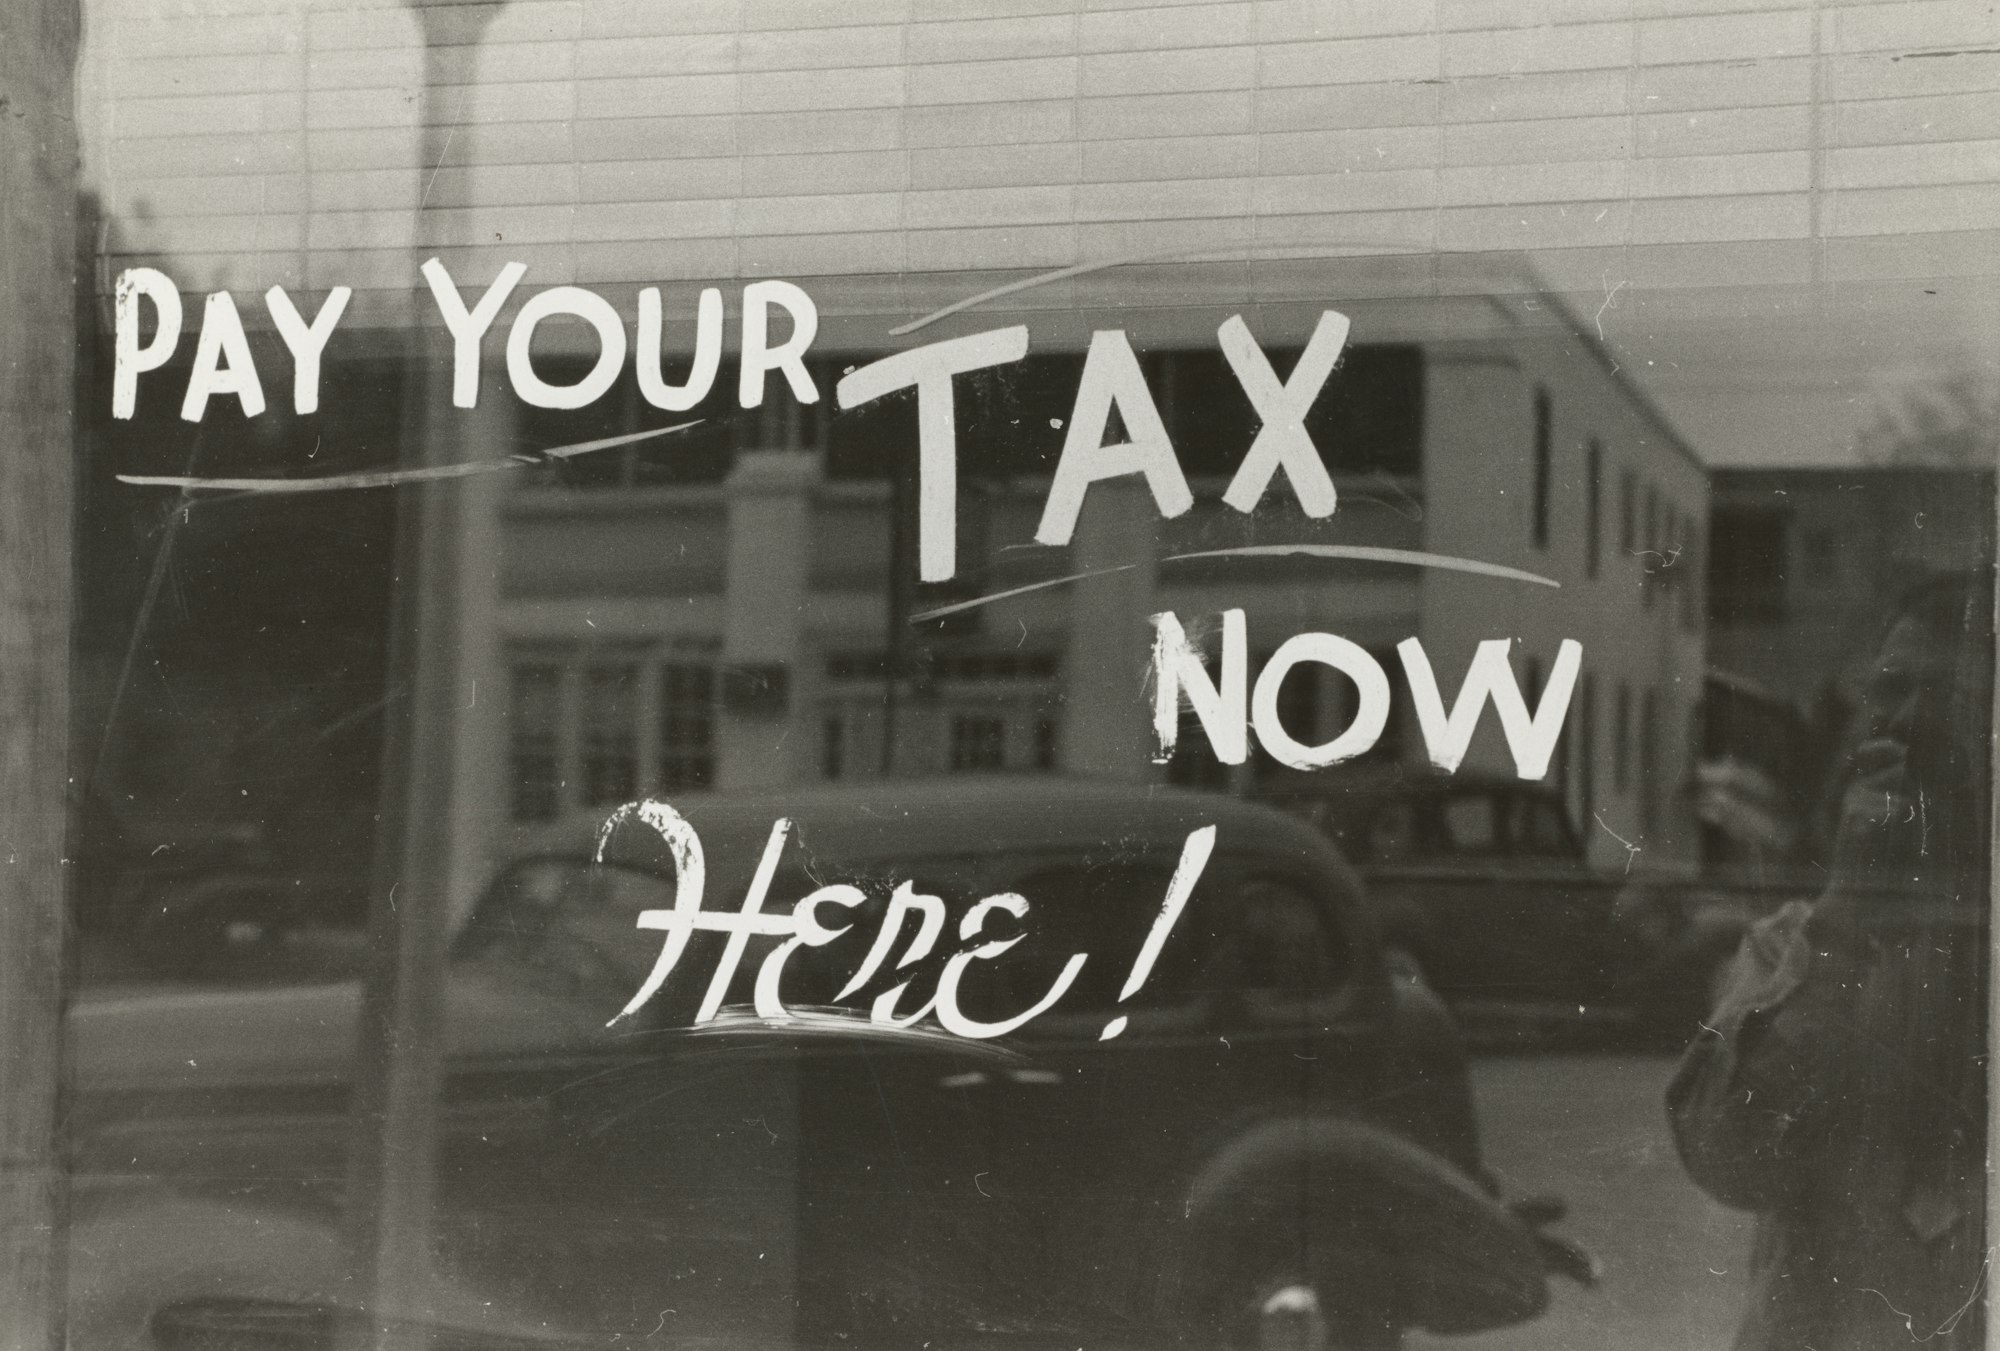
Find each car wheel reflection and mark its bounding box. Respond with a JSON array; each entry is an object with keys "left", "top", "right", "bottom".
[{"left": 1381, "top": 945, "right": 1431, "bottom": 991}]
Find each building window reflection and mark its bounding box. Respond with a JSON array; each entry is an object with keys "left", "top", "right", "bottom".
[
  {"left": 506, "top": 646, "right": 717, "bottom": 821},
  {"left": 508, "top": 664, "right": 562, "bottom": 823},
  {"left": 657, "top": 661, "right": 717, "bottom": 794},
  {"left": 582, "top": 665, "right": 639, "bottom": 807},
  {"left": 949, "top": 715, "right": 1006, "bottom": 771}
]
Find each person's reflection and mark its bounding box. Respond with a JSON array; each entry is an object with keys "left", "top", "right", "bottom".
[{"left": 1668, "top": 572, "right": 1993, "bottom": 1351}]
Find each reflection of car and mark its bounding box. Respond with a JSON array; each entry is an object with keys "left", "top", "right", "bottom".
[
  {"left": 1258, "top": 769, "right": 1680, "bottom": 1029},
  {"left": 68, "top": 786, "right": 373, "bottom": 986},
  {"left": 68, "top": 778, "right": 1582, "bottom": 1351}
]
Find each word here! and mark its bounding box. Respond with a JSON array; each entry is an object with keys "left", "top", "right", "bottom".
[{"left": 597, "top": 799, "right": 1213, "bottom": 1042}]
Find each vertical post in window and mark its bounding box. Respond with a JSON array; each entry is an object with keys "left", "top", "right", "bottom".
[
  {"left": 1682, "top": 520, "right": 1703, "bottom": 632},
  {"left": 1585, "top": 440, "right": 1603, "bottom": 580},
  {"left": 344, "top": 7, "right": 504, "bottom": 1349},
  {"left": 1642, "top": 486, "right": 1660, "bottom": 609},
  {"left": 882, "top": 444, "right": 915, "bottom": 773},
  {"left": 446, "top": 391, "right": 509, "bottom": 921},
  {"left": 1531, "top": 387, "right": 1552, "bottom": 550},
  {"left": 1621, "top": 469, "right": 1636, "bottom": 557},
  {"left": 1615, "top": 680, "right": 1632, "bottom": 795},
  {"left": 1061, "top": 482, "right": 1158, "bottom": 779},
  {"left": 719, "top": 451, "right": 814, "bottom": 788},
  {"left": 1640, "top": 687, "right": 1659, "bottom": 839},
  {"left": 0, "top": 0, "right": 76, "bottom": 1340},
  {"left": 1987, "top": 478, "right": 2000, "bottom": 1317},
  {"left": 1575, "top": 675, "right": 1597, "bottom": 848}
]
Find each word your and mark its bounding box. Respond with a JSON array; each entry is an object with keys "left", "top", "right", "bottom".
[
  {"left": 110, "top": 262, "right": 818, "bottom": 421},
  {"left": 599, "top": 799, "right": 1214, "bottom": 1042},
  {"left": 1153, "top": 611, "right": 1581, "bottom": 780}
]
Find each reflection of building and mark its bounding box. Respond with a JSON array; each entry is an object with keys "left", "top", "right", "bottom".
[
  {"left": 1709, "top": 466, "right": 1997, "bottom": 703},
  {"left": 484, "top": 264, "right": 1708, "bottom": 872},
  {"left": 77, "top": 267, "right": 1711, "bottom": 880},
  {"left": 105, "top": 0, "right": 1991, "bottom": 885},
  {"left": 1701, "top": 466, "right": 1996, "bottom": 860}
]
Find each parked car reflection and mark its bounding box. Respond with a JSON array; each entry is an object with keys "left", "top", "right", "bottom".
[
  {"left": 1257, "top": 768, "right": 1720, "bottom": 1043},
  {"left": 68, "top": 778, "right": 1584, "bottom": 1350}
]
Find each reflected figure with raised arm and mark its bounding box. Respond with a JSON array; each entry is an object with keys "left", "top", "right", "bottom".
[{"left": 1669, "top": 572, "right": 1994, "bottom": 1351}]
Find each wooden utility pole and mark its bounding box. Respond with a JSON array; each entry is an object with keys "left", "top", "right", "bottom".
[
  {"left": 0, "top": 0, "right": 79, "bottom": 1343},
  {"left": 342, "top": 7, "right": 501, "bottom": 1347}
]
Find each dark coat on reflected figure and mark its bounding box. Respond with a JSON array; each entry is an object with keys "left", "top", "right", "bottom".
[
  {"left": 1668, "top": 575, "right": 1992, "bottom": 1351},
  {"left": 1669, "top": 901, "right": 1987, "bottom": 1350}
]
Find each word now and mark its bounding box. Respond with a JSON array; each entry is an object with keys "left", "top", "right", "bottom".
[
  {"left": 1153, "top": 611, "right": 1582, "bottom": 781},
  {"left": 599, "top": 799, "right": 1214, "bottom": 1042}
]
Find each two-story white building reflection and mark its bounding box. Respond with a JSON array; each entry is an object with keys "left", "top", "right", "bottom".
[{"left": 483, "top": 258, "right": 1707, "bottom": 872}]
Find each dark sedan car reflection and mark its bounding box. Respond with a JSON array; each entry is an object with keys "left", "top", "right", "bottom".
[
  {"left": 1257, "top": 769, "right": 1714, "bottom": 1040},
  {"left": 66, "top": 778, "right": 1575, "bottom": 1351}
]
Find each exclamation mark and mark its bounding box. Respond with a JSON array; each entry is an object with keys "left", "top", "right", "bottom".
[{"left": 1102, "top": 824, "right": 1215, "bottom": 1040}]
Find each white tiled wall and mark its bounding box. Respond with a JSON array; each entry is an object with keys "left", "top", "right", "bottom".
[{"left": 82, "top": 0, "right": 2000, "bottom": 313}]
